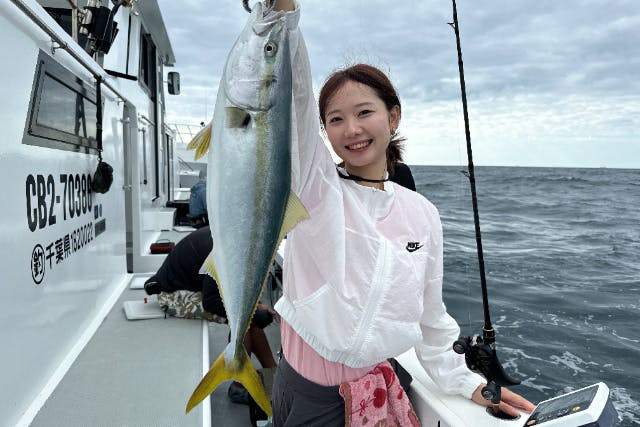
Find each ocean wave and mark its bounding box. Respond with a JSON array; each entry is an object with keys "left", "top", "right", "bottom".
[
  {"left": 610, "top": 387, "right": 640, "bottom": 426},
  {"left": 549, "top": 351, "right": 599, "bottom": 376},
  {"left": 416, "top": 165, "right": 639, "bottom": 411}
]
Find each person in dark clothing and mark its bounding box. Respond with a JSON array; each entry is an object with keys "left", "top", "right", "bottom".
[
  {"left": 144, "top": 226, "right": 277, "bottom": 404},
  {"left": 389, "top": 161, "right": 416, "bottom": 191},
  {"left": 144, "top": 226, "right": 272, "bottom": 325},
  {"left": 187, "top": 169, "right": 209, "bottom": 229},
  {"left": 143, "top": 226, "right": 209, "bottom": 295}
]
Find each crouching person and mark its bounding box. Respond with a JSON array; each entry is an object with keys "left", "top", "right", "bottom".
[{"left": 144, "top": 226, "right": 278, "bottom": 404}]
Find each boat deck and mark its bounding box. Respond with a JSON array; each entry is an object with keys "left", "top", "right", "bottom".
[
  {"left": 30, "top": 278, "right": 206, "bottom": 426},
  {"left": 30, "top": 228, "right": 282, "bottom": 427}
]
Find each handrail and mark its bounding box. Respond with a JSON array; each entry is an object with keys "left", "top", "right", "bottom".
[
  {"left": 177, "top": 156, "right": 195, "bottom": 171},
  {"left": 138, "top": 114, "right": 155, "bottom": 126},
  {"left": 167, "top": 123, "right": 207, "bottom": 144},
  {"left": 10, "top": 0, "right": 131, "bottom": 105}
]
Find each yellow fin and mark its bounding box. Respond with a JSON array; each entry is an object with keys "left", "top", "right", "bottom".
[
  {"left": 186, "top": 352, "right": 229, "bottom": 413},
  {"left": 235, "top": 355, "right": 272, "bottom": 416},
  {"left": 185, "top": 349, "right": 272, "bottom": 416},
  {"left": 203, "top": 253, "right": 220, "bottom": 284},
  {"left": 225, "top": 106, "right": 251, "bottom": 129},
  {"left": 186, "top": 121, "right": 212, "bottom": 160},
  {"left": 277, "top": 191, "right": 309, "bottom": 244},
  {"left": 201, "top": 252, "right": 225, "bottom": 307}
]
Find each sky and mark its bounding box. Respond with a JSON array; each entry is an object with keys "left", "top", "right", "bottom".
[{"left": 157, "top": 0, "right": 639, "bottom": 168}]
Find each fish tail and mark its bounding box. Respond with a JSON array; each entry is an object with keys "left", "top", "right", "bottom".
[
  {"left": 185, "top": 349, "right": 272, "bottom": 417},
  {"left": 186, "top": 121, "right": 212, "bottom": 160},
  {"left": 234, "top": 353, "right": 272, "bottom": 417},
  {"left": 186, "top": 351, "right": 229, "bottom": 413}
]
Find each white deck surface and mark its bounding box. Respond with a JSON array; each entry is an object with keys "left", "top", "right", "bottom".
[
  {"left": 30, "top": 280, "right": 209, "bottom": 427},
  {"left": 30, "top": 229, "right": 282, "bottom": 427}
]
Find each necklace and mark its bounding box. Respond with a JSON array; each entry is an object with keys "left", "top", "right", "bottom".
[{"left": 336, "top": 168, "right": 389, "bottom": 184}]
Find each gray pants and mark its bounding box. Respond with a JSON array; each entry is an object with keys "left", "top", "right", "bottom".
[{"left": 272, "top": 356, "right": 345, "bottom": 427}]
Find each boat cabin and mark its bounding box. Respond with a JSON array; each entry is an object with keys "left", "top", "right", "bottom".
[{"left": 0, "top": 1, "right": 201, "bottom": 425}]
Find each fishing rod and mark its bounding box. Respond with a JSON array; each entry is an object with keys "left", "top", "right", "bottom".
[{"left": 447, "top": 0, "right": 520, "bottom": 412}]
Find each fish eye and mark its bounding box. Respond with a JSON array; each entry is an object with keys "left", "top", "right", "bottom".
[{"left": 264, "top": 41, "right": 278, "bottom": 57}]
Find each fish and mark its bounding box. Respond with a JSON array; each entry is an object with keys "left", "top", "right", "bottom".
[{"left": 185, "top": 2, "right": 308, "bottom": 416}]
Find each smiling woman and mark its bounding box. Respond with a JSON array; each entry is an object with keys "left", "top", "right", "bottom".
[{"left": 262, "top": 2, "right": 535, "bottom": 426}]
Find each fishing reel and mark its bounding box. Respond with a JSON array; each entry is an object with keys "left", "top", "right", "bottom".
[{"left": 453, "top": 332, "right": 520, "bottom": 406}]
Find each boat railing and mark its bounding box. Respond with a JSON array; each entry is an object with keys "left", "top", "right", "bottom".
[
  {"left": 167, "top": 123, "right": 207, "bottom": 145},
  {"left": 9, "top": 0, "right": 132, "bottom": 106}
]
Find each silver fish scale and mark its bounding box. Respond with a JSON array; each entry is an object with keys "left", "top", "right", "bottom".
[{"left": 206, "top": 6, "right": 292, "bottom": 363}]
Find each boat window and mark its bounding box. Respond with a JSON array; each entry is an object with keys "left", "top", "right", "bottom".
[
  {"left": 22, "top": 50, "right": 100, "bottom": 154},
  {"left": 139, "top": 29, "right": 157, "bottom": 99}
]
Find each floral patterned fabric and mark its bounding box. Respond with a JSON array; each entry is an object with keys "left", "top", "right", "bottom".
[
  {"left": 157, "top": 290, "right": 226, "bottom": 323},
  {"left": 339, "top": 360, "right": 421, "bottom": 427}
]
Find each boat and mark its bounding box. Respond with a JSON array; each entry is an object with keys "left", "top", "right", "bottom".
[
  {"left": 0, "top": 1, "right": 616, "bottom": 426},
  {"left": 0, "top": 0, "right": 202, "bottom": 425}
]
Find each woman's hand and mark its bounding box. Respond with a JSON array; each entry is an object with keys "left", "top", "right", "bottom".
[
  {"left": 471, "top": 384, "right": 536, "bottom": 418},
  {"left": 257, "top": 303, "right": 280, "bottom": 323}
]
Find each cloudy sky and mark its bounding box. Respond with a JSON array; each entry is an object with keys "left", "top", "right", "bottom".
[{"left": 157, "top": 0, "right": 639, "bottom": 168}]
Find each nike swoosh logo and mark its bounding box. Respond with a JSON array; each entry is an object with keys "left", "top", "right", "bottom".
[{"left": 406, "top": 242, "right": 423, "bottom": 252}]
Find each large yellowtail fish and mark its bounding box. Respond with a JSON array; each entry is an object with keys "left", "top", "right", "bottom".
[{"left": 185, "top": 2, "right": 308, "bottom": 416}]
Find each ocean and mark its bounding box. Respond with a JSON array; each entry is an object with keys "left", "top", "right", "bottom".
[{"left": 411, "top": 165, "right": 639, "bottom": 425}]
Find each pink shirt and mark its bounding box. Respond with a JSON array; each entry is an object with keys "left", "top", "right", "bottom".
[{"left": 281, "top": 320, "right": 374, "bottom": 386}]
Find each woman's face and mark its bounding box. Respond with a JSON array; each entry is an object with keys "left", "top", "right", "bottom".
[{"left": 324, "top": 81, "right": 399, "bottom": 178}]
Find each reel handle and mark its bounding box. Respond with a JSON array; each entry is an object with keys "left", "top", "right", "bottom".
[{"left": 453, "top": 335, "right": 520, "bottom": 404}]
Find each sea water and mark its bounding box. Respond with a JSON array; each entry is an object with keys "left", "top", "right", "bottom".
[{"left": 412, "top": 166, "right": 639, "bottom": 425}]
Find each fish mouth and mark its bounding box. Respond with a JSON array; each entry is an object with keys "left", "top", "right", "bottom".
[{"left": 346, "top": 139, "right": 373, "bottom": 151}]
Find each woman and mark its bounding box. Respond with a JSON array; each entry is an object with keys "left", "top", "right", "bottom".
[{"left": 267, "top": 1, "right": 535, "bottom": 425}]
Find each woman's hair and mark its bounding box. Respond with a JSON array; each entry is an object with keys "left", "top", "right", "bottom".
[{"left": 318, "top": 64, "right": 406, "bottom": 175}]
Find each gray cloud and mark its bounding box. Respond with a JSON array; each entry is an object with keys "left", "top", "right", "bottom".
[{"left": 158, "top": 0, "right": 639, "bottom": 167}]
